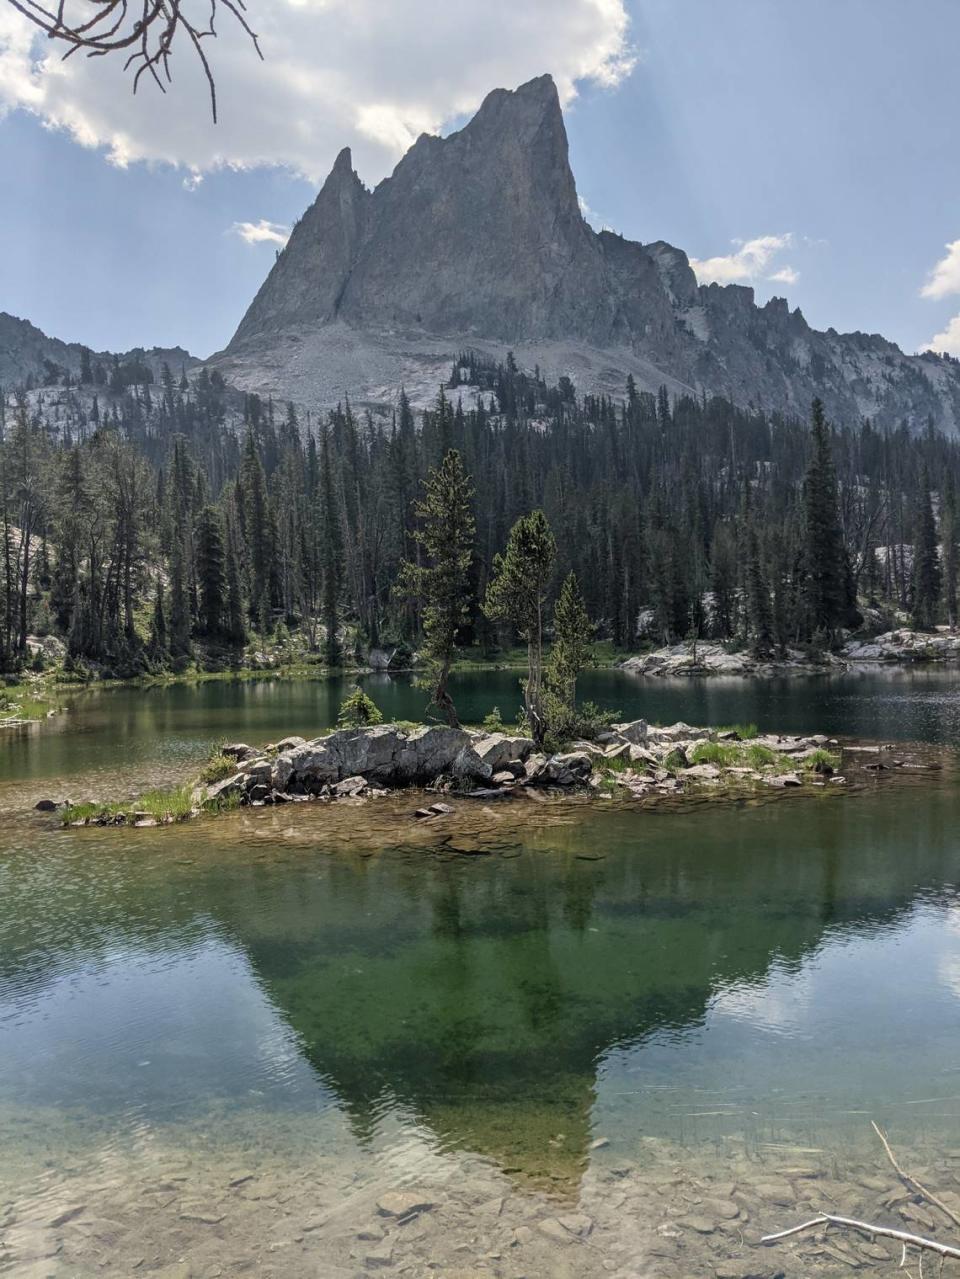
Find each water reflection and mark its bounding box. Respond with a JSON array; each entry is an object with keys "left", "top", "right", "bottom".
[{"left": 3, "top": 781, "right": 960, "bottom": 1194}]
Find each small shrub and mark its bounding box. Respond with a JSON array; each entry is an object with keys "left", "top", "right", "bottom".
[
  {"left": 663, "top": 748, "right": 687, "bottom": 773},
  {"left": 482, "top": 706, "right": 505, "bottom": 733},
  {"left": 746, "top": 743, "right": 778, "bottom": 768},
  {"left": 337, "top": 685, "right": 383, "bottom": 729}
]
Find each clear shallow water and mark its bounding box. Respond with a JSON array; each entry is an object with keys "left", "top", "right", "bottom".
[{"left": 2, "top": 668, "right": 960, "bottom": 1275}]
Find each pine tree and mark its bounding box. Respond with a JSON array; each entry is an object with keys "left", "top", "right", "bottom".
[
  {"left": 168, "top": 537, "right": 192, "bottom": 658},
  {"left": 942, "top": 474, "right": 959, "bottom": 629},
  {"left": 196, "top": 506, "right": 227, "bottom": 637},
  {"left": 544, "top": 571, "right": 593, "bottom": 737},
  {"left": 225, "top": 534, "right": 246, "bottom": 648},
  {"left": 912, "top": 469, "right": 941, "bottom": 630},
  {"left": 746, "top": 526, "right": 774, "bottom": 657},
  {"left": 148, "top": 578, "right": 168, "bottom": 658},
  {"left": 484, "top": 510, "right": 556, "bottom": 744},
  {"left": 320, "top": 427, "right": 343, "bottom": 667},
  {"left": 239, "top": 430, "right": 272, "bottom": 633},
  {"left": 396, "top": 449, "right": 475, "bottom": 727},
  {"left": 802, "top": 399, "right": 848, "bottom": 644}
]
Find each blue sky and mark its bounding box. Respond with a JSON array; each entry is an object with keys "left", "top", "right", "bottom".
[{"left": 1, "top": 0, "right": 958, "bottom": 360}]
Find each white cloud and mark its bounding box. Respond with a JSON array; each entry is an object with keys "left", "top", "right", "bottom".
[
  {"left": 921, "top": 240, "right": 960, "bottom": 300},
  {"left": 232, "top": 219, "right": 291, "bottom": 247},
  {"left": 690, "top": 233, "right": 798, "bottom": 288},
  {"left": 0, "top": 0, "right": 635, "bottom": 183},
  {"left": 924, "top": 313, "right": 960, "bottom": 358}
]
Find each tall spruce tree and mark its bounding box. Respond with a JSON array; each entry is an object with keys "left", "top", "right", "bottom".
[
  {"left": 942, "top": 473, "right": 959, "bottom": 629},
  {"left": 484, "top": 509, "right": 556, "bottom": 745},
  {"left": 320, "top": 427, "right": 343, "bottom": 667},
  {"left": 912, "top": 469, "right": 941, "bottom": 630},
  {"left": 196, "top": 506, "right": 227, "bottom": 637},
  {"left": 544, "top": 570, "right": 593, "bottom": 738},
  {"left": 396, "top": 449, "right": 475, "bottom": 727},
  {"left": 802, "top": 399, "right": 848, "bottom": 645}
]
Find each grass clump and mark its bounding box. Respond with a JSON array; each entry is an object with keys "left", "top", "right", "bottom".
[
  {"left": 136, "top": 785, "right": 194, "bottom": 822},
  {"left": 745, "top": 743, "right": 779, "bottom": 768},
  {"left": 198, "top": 752, "right": 235, "bottom": 784},
  {"left": 61, "top": 783, "right": 195, "bottom": 826},
  {"left": 690, "top": 741, "right": 742, "bottom": 767},
  {"left": 803, "top": 747, "right": 841, "bottom": 773},
  {"left": 716, "top": 722, "right": 759, "bottom": 741}
]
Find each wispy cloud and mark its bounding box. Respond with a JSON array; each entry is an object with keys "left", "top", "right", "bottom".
[
  {"left": 690, "top": 233, "right": 799, "bottom": 288},
  {"left": 231, "top": 219, "right": 290, "bottom": 248},
  {"left": 921, "top": 240, "right": 960, "bottom": 300}
]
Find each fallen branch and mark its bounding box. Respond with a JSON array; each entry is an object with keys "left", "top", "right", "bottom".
[
  {"left": 872, "top": 1120, "right": 960, "bottom": 1232},
  {"left": 761, "top": 1213, "right": 960, "bottom": 1260}
]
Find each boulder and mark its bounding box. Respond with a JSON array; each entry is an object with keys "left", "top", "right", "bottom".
[
  {"left": 491, "top": 770, "right": 517, "bottom": 787},
  {"left": 281, "top": 724, "right": 493, "bottom": 790},
  {"left": 613, "top": 719, "right": 648, "bottom": 744},
  {"left": 203, "top": 773, "right": 245, "bottom": 807},
  {"left": 530, "top": 752, "right": 593, "bottom": 786},
  {"left": 332, "top": 775, "right": 367, "bottom": 798},
  {"left": 276, "top": 735, "right": 307, "bottom": 752},
  {"left": 470, "top": 732, "right": 536, "bottom": 771}
]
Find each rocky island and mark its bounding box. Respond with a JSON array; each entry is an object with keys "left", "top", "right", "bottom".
[{"left": 51, "top": 719, "right": 857, "bottom": 828}]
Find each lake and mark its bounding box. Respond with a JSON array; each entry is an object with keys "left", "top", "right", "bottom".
[{"left": 2, "top": 666, "right": 960, "bottom": 1276}]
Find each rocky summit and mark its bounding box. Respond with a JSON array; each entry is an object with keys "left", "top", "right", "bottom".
[{"left": 210, "top": 73, "right": 960, "bottom": 430}]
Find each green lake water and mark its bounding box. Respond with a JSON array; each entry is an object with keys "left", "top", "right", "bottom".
[{"left": 2, "top": 667, "right": 960, "bottom": 1276}]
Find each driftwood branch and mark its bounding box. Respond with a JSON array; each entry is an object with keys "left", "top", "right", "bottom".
[
  {"left": 761, "top": 1213, "right": 960, "bottom": 1260},
  {"left": 763, "top": 1122, "right": 960, "bottom": 1268},
  {"left": 872, "top": 1120, "right": 960, "bottom": 1231}
]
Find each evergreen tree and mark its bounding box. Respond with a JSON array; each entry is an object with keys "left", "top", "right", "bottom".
[
  {"left": 168, "top": 537, "right": 192, "bottom": 658},
  {"left": 396, "top": 449, "right": 475, "bottom": 727},
  {"left": 942, "top": 474, "right": 959, "bottom": 629},
  {"left": 544, "top": 571, "right": 593, "bottom": 737},
  {"left": 148, "top": 578, "right": 168, "bottom": 658},
  {"left": 239, "top": 430, "right": 272, "bottom": 633},
  {"left": 196, "top": 506, "right": 227, "bottom": 637},
  {"left": 337, "top": 684, "right": 383, "bottom": 728},
  {"left": 912, "top": 469, "right": 941, "bottom": 630},
  {"left": 225, "top": 534, "right": 246, "bottom": 648},
  {"left": 484, "top": 510, "right": 556, "bottom": 744},
  {"left": 802, "top": 399, "right": 848, "bottom": 644},
  {"left": 320, "top": 427, "right": 343, "bottom": 666}
]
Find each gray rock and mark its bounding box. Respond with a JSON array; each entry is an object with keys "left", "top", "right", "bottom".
[
  {"left": 529, "top": 752, "right": 593, "bottom": 786},
  {"left": 275, "top": 735, "right": 307, "bottom": 751},
  {"left": 470, "top": 732, "right": 536, "bottom": 771},
  {"left": 376, "top": 1191, "right": 433, "bottom": 1219},
  {"left": 203, "top": 773, "right": 244, "bottom": 807}
]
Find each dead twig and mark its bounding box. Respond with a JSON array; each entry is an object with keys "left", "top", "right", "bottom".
[
  {"left": 761, "top": 1213, "right": 960, "bottom": 1261},
  {"left": 872, "top": 1121, "right": 960, "bottom": 1231}
]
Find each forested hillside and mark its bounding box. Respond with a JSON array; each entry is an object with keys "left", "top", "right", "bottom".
[{"left": 1, "top": 351, "right": 957, "bottom": 678}]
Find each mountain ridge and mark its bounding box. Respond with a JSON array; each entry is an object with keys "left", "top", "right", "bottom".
[{"left": 210, "top": 73, "right": 960, "bottom": 430}]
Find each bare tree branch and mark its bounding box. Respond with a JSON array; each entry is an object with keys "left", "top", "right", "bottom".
[{"left": 5, "top": 0, "right": 262, "bottom": 120}]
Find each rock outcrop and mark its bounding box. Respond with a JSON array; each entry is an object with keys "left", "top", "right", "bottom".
[{"left": 210, "top": 75, "right": 960, "bottom": 432}]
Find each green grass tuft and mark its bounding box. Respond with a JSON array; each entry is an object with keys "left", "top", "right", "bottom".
[{"left": 198, "top": 752, "right": 235, "bottom": 784}]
